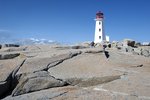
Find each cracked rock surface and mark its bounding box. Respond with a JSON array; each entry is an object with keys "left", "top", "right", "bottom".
[
  {"left": 12, "top": 71, "right": 68, "bottom": 96},
  {"left": 0, "top": 44, "right": 150, "bottom": 100},
  {"left": 0, "top": 58, "right": 25, "bottom": 97}
]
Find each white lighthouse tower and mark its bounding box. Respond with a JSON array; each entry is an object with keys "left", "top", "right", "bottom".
[{"left": 94, "top": 11, "right": 107, "bottom": 43}]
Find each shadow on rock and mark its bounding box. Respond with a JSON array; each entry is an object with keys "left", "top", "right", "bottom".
[
  {"left": 66, "top": 75, "right": 121, "bottom": 87},
  {"left": 0, "top": 53, "right": 20, "bottom": 60},
  {"left": 104, "top": 51, "right": 109, "bottom": 58}
]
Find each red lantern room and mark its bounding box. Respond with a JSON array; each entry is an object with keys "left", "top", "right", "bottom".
[{"left": 96, "top": 11, "right": 104, "bottom": 19}]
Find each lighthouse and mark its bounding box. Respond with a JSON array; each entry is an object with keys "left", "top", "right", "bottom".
[{"left": 94, "top": 11, "right": 109, "bottom": 43}]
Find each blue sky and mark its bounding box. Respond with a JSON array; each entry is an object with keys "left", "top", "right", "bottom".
[{"left": 0, "top": 0, "right": 150, "bottom": 44}]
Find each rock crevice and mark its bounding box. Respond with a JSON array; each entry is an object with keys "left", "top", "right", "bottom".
[{"left": 0, "top": 59, "right": 26, "bottom": 99}]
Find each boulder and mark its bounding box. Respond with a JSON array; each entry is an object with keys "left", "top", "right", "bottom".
[
  {"left": 111, "top": 42, "right": 123, "bottom": 49},
  {"left": 0, "top": 53, "right": 20, "bottom": 60},
  {"left": 116, "top": 42, "right": 123, "bottom": 48},
  {"left": 132, "top": 51, "right": 139, "bottom": 55},
  {"left": 80, "top": 42, "right": 90, "bottom": 47},
  {"left": 123, "top": 39, "right": 135, "bottom": 47},
  {"left": 12, "top": 71, "right": 68, "bottom": 96},
  {"left": 94, "top": 43, "right": 102, "bottom": 47},
  {"left": 123, "top": 46, "right": 134, "bottom": 52},
  {"left": 111, "top": 41, "right": 118, "bottom": 48},
  {"left": 135, "top": 42, "right": 141, "bottom": 47},
  {"left": 134, "top": 47, "right": 142, "bottom": 54},
  {"left": 141, "top": 50, "right": 150, "bottom": 57}
]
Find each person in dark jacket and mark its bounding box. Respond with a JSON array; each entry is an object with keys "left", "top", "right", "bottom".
[
  {"left": 103, "top": 44, "right": 107, "bottom": 51},
  {"left": 90, "top": 41, "right": 95, "bottom": 48}
]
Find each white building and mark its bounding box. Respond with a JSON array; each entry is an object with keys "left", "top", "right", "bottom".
[{"left": 94, "top": 11, "right": 109, "bottom": 43}]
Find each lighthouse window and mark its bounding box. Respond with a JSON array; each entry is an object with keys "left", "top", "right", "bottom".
[
  {"left": 99, "top": 36, "right": 101, "bottom": 39},
  {"left": 99, "top": 22, "right": 101, "bottom": 25},
  {"left": 99, "top": 29, "right": 101, "bottom": 32}
]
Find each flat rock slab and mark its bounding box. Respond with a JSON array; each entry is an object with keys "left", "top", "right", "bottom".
[
  {"left": 17, "top": 51, "right": 81, "bottom": 75},
  {"left": 66, "top": 75, "right": 121, "bottom": 87},
  {"left": 48, "top": 53, "right": 122, "bottom": 79},
  {"left": 3, "top": 86, "right": 76, "bottom": 100},
  {"left": 0, "top": 58, "right": 25, "bottom": 82},
  {"left": 3, "top": 85, "right": 145, "bottom": 100},
  {"left": 12, "top": 71, "right": 67, "bottom": 96},
  {"left": 101, "top": 71, "right": 150, "bottom": 99},
  {"left": 108, "top": 50, "right": 150, "bottom": 67}
]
